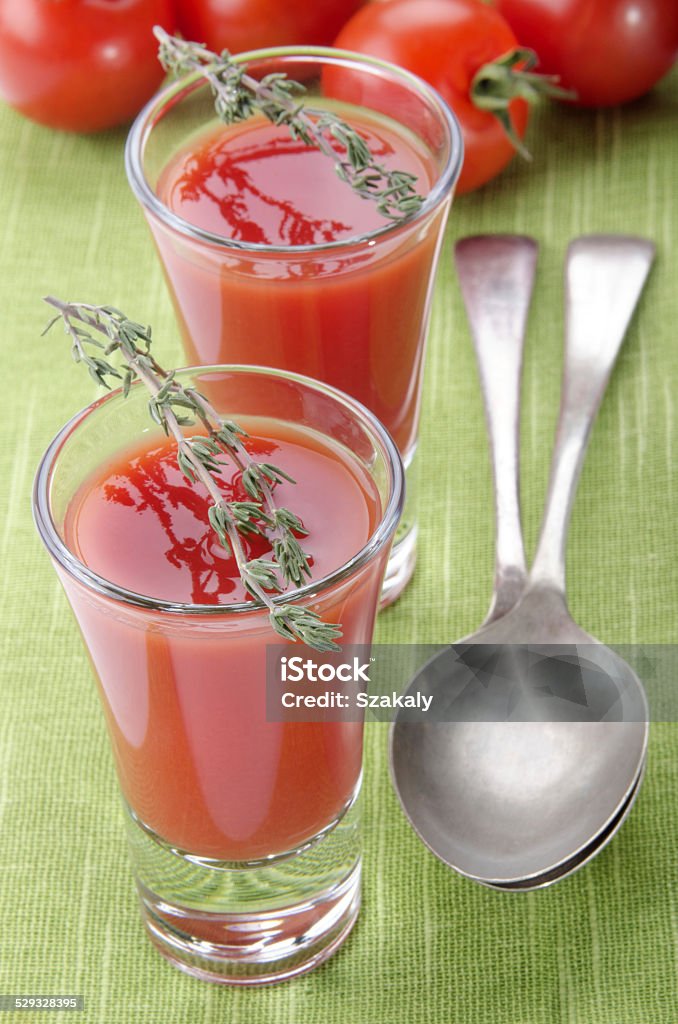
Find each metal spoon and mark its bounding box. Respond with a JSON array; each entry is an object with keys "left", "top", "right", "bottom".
[
  {"left": 391, "top": 235, "right": 654, "bottom": 887},
  {"left": 385, "top": 230, "right": 538, "bottom": 871}
]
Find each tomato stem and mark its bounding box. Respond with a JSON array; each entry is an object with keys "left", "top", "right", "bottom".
[{"left": 471, "top": 48, "right": 576, "bottom": 159}]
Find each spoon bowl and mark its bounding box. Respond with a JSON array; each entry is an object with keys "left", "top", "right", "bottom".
[
  {"left": 391, "top": 618, "right": 648, "bottom": 883},
  {"left": 485, "top": 754, "right": 647, "bottom": 891}
]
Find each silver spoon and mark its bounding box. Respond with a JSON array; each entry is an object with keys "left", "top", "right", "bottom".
[
  {"left": 386, "top": 230, "right": 537, "bottom": 868},
  {"left": 391, "top": 234, "right": 654, "bottom": 887}
]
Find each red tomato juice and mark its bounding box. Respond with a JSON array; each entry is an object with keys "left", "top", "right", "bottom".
[
  {"left": 151, "top": 109, "right": 445, "bottom": 455},
  {"left": 61, "top": 419, "right": 384, "bottom": 861}
]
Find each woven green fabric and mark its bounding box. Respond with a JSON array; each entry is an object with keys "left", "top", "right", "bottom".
[{"left": 1, "top": 66, "right": 677, "bottom": 1023}]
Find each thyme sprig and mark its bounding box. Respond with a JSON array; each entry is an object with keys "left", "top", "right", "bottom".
[
  {"left": 154, "top": 27, "right": 424, "bottom": 221},
  {"left": 43, "top": 297, "right": 342, "bottom": 653}
]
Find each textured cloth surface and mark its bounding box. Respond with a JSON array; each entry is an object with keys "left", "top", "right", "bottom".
[{"left": 1, "top": 68, "right": 677, "bottom": 1024}]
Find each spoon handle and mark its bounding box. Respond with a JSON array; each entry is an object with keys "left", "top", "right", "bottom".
[
  {"left": 454, "top": 235, "right": 538, "bottom": 621},
  {"left": 530, "top": 234, "right": 655, "bottom": 594}
]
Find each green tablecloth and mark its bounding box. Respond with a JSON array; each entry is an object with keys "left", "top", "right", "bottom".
[{"left": 1, "top": 67, "right": 677, "bottom": 1023}]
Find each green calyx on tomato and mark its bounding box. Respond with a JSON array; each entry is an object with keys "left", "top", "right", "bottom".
[
  {"left": 471, "top": 48, "right": 576, "bottom": 159},
  {"left": 333, "top": 0, "right": 573, "bottom": 194},
  {"left": 495, "top": 0, "right": 678, "bottom": 108}
]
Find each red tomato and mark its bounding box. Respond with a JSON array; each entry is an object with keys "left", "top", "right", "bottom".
[
  {"left": 496, "top": 0, "right": 678, "bottom": 107},
  {"left": 0, "top": 0, "right": 176, "bottom": 132},
  {"left": 175, "top": 0, "right": 366, "bottom": 54},
  {"left": 334, "top": 0, "right": 529, "bottom": 194}
]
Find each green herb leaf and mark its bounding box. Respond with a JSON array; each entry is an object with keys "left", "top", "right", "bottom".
[
  {"left": 43, "top": 296, "right": 343, "bottom": 653},
  {"left": 154, "top": 27, "right": 425, "bottom": 223}
]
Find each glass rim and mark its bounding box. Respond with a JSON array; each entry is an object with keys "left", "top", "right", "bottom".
[
  {"left": 33, "top": 364, "right": 404, "bottom": 617},
  {"left": 124, "top": 44, "right": 464, "bottom": 256}
]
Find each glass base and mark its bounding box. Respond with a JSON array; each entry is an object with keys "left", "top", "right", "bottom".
[
  {"left": 124, "top": 790, "right": 362, "bottom": 985},
  {"left": 381, "top": 519, "right": 417, "bottom": 608}
]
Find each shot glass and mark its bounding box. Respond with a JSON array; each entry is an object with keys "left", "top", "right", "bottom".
[
  {"left": 33, "top": 366, "right": 403, "bottom": 984},
  {"left": 125, "top": 47, "right": 463, "bottom": 604}
]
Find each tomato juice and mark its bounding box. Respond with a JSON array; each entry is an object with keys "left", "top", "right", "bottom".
[
  {"left": 150, "top": 105, "right": 447, "bottom": 455},
  {"left": 58, "top": 417, "right": 385, "bottom": 861}
]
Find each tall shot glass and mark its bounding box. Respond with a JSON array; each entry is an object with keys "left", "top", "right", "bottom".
[
  {"left": 33, "top": 366, "right": 403, "bottom": 985},
  {"left": 125, "top": 48, "right": 463, "bottom": 604}
]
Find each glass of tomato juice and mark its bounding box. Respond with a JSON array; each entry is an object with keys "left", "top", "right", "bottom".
[
  {"left": 33, "top": 366, "right": 403, "bottom": 984},
  {"left": 125, "top": 47, "right": 463, "bottom": 605}
]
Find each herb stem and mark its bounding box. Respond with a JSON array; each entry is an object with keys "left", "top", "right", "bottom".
[
  {"left": 183, "top": 386, "right": 311, "bottom": 586},
  {"left": 154, "top": 27, "right": 425, "bottom": 221},
  {"left": 43, "top": 297, "right": 342, "bottom": 652},
  {"left": 128, "top": 358, "right": 275, "bottom": 611}
]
